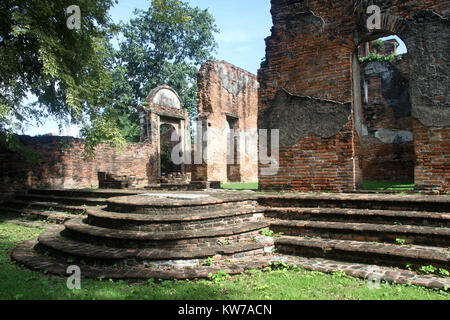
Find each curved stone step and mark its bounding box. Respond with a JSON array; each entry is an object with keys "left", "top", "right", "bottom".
[
  {"left": 265, "top": 207, "right": 450, "bottom": 227},
  {"left": 271, "top": 219, "right": 450, "bottom": 246},
  {"left": 27, "top": 189, "right": 144, "bottom": 199},
  {"left": 106, "top": 193, "right": 259, "bottom": 214},
  {"left": 1, "top": 200, "right": 88, "bottom": 214},
  {"left": 12, "top": 239, "right": 271, "bottom": 280},
  {"left": 37, "top": 227, "right": 274, "bottom": 262},
  {"left": 85, "top": 205, "right": 265, "bottom": 231},
  {"left": 64, "top": 218, "right": 269, "bottom": 244},
  {"left": 0, "top": 207, "right": 81, "bottom": 224},
  {"left": 275, "top": 236, "right": 450, "bottom": 270},
  {"left": 16, "top": 194, "right": 107, "bottom": 206}
]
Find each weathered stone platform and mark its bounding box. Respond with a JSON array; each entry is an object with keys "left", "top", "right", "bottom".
[
  {"left": 11, "top": 191, "right": 274, "bottom": 278},
  {"left": 7, "top": 190, "right": 450, "bottom": 289}
]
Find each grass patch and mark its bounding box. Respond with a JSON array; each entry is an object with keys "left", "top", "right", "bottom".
[
  {"left": 0, "top": 222, "right": 448, "bottom": 300},
  {"left": 363, "top": 181, "right": 415, "bottom": 191},
  {"left": 221, "top": 182, "right": 258, "bottom": 190}
]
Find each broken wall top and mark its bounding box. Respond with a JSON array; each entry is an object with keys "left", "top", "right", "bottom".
[{"left": 197, "top": 60, "right": 259, "bottom": 120}]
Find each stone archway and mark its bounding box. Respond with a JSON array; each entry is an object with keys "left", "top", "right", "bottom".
[{"left": 137, "top": 85, "right": 191, "bottom": 181}]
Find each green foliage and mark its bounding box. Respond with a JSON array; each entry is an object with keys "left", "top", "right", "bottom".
[
  {"left": 370, "top": 40, "right": 385, "bottom": 53},
  {"left": 419, "top": 265, "right": 437, "bottom": 275},
  {"left": 204, "top": 257, "right": 213, "bottom": 266},
  {"left": 359, "top": 52, "right": 403, "bottom": 64},
  {"left": 112, "top": 0, "right": 218, "bottom": 140},
  {"left": 260, "top": 228, "right": 274, "bottom": 237},
  {"left": 395, "top": 238, "right": 406, "bottom": 245},
  {"left": 362, "top": 181, "right": 414, "bottom": 191},
  {"left": 0, "top": 0, "right": 124, "bottom": 157},
  {"left": 208, "top": 270, "right": 231, "bottom": 284},
  {"left": 221, "top": 182, "right": 258, "bottom": 190},
  {"left": 439, "top": 269, "right": 449, "bottom": 277}
]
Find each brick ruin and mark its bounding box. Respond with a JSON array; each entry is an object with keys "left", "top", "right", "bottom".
[
  {"left": 0, "top": 69, "right": 260, "bottom": 191},
  {"left": 258, "top": 0, "right": 449, "bottom": 192},
  {"left": 359, "top": 39, "right": 414, "bottom": 182},
  {"left": 193, "top": 60, "right": 259, "bottom": 183},
  {"left": 0, "top": 135, "right": 154, "bottom": 191},
  {"left": 1, "top": 1, "right": 448, "bottom": 193},
  {"left": 3, "top": 1, "right": 450, "bottom": 289}
]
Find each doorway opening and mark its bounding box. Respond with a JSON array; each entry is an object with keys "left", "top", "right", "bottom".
[
  {"left": 226, "top": 116, "right": 241, "bottom": 182},
  {"left": 354, "top": 35, "right": 414, "bottom": 191},
  {"left": 159, "top": 123, "right": 181, "bottom": 177}
]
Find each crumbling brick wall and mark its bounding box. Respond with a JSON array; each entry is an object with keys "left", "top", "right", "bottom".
[
  {"left": 258, "top": 0, "right": 449, "bottom": 191},
  {"left": 0, "top": 136, "right": 157, "bottom": 191},
  {"left": 196, "top": 60, "right": 259, "bottom": 183}
]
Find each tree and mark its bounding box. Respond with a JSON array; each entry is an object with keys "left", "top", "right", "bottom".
[
  {"left": 0, "top": 0, "right": 123, "bottom": 156},
  {"left": 112, "top": 0, "right": 218, "bottom": 142}
]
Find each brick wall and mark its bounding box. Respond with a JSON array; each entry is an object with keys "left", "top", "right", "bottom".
[
  {"left": 0, "top": 136, "right": 157, "bottom": 191},
  {"left": 413, "top": 120, "right": 450, "bottom": 192},
  {"left": 196, "top": 60, "right": 259, "bottom": 183},
  {"left": 258, "top": 0, "right": 449, "bottom": 191}
]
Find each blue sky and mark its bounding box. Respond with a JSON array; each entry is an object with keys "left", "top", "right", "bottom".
[
  {"left": 23, "top": 0, "right": 406, "bottom": 136},
  {"left": 25, "top": 0, "right": 272, "bottom": 136}
]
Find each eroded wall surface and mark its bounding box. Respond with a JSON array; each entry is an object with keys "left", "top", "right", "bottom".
[
  {"left": 258, "top": 0, "right": 449, "bottom": 191},
  {"left": 0, "top": 136, "right": 157, "bottom": 191},
  {"left": 196, "top": 60, "right": 259, "bottom": 183}
]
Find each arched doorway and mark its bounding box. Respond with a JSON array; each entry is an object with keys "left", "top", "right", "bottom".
[{"left": 353, "top": 33, "right": 414, "bottom": 190}]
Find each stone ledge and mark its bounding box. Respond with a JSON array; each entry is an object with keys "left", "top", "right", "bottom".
[
  {"left": 12, "top": 240, "right": 271, "bottom": 280},
  {"left": 107, "top": 192, "right": 259, "bottom": 209},
  {"left": 276, "top": 236, "right": 449, "bottom": 265},
  {"left": 2, "top": 200, "right": 89, "bottom": 214},
  {"left": 259, "top": 193, "right": 450, "bottom": 212},
  {"left": 64, "top": 218, "right": 269, "bottom": 241},
  {"left": 272, "top": 219, "right": 450, "bottom": 239},
  {"left": 271, "top": 255, "right": 450, "bottom": 291},
  {"left": 266, "top": 207, "right": 450, "bottom": 223},
  {"left": 17, "top": 194, "right": 108, "bottom": 206},
  {"left": 38, "top": 227, "right": 274, "bottom": 261},
  {"left": 11, "top": 240, "right": 450, "bottom": 289},
  {"left": 86, "top": 205, "right": 264, "bottom": 223},
  {"left": 259, "top": 192, "right": 450, "bottom": 203}
]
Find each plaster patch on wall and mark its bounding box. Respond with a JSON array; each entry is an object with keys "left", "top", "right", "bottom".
[
  {"left": 374, "top": 128, "right": 413, "bottom": 144},
  {"left": 403, "top": 10, "right": 450, "bottom": 127},
  {"left": 217, "top": 62, "right": 257, "bottom": 96},
  {"left": 151, "top": 89, "right": 181, "bottom": 109},
  {"left": 261, "top": 89, "right": 352, "bottom": 147}
]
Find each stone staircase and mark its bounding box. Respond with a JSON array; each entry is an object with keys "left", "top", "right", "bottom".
[
  {"left": 0, "top": 189, "right": 144, "bottom": 223},
  {"left": 260, "top": 193, "right": 450, "bottom": 273},
  {"left": 11, "top": 191, "right": 274, "bottom": 279},
  {"left": 5, "top": 189, "right": 450, "bottom": 285}
]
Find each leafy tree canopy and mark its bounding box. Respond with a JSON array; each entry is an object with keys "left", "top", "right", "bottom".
[
  {"left": 0, "top": 0, "right": 123, "bottom": 157},
  {"left": 0, "top": 0, "right": 218, "bottom": 155},
  {"left": 112, "top": 0, "right": 218, "bottom": 142}
]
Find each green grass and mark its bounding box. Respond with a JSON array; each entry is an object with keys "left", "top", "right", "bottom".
[
  {"left": 362, "top": 181, "right": 415, "bottom": 191},
  {"left": 221, "top": 182, "right": 258, "bottom": 190},
  {"left": 0, "top": 222, "right": 448, "bottom": 300}
]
